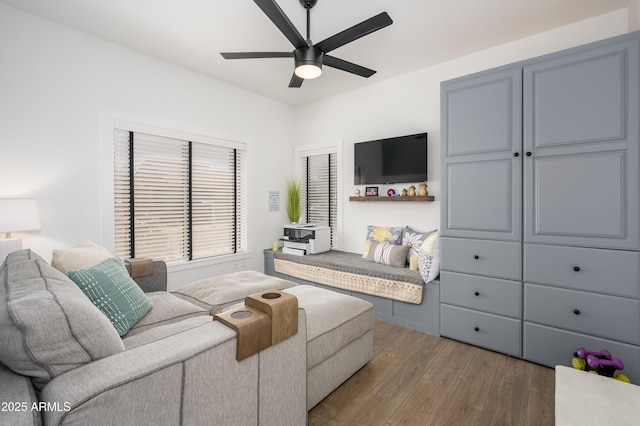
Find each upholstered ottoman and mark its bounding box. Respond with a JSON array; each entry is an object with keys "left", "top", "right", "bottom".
[
  {"left": 173, "top": 271, "right": 375, "bottom": 409},
  {"left": 172, "top": 270, "right": 296, "bottom": 314}
]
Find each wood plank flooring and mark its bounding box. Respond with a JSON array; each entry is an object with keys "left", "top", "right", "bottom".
[{"left": 308, "top": 320, "right": 555, "bottom": 425}]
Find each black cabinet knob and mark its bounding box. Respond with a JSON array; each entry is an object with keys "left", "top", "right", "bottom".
[
  {"left": 474, "top": 255, "right": 479, "bottom": 260},
  {"left": 514, "top": 152, "right": 520, "bottom": 157},
  {"left": 573, "top": 309, "right": 581, "bottom": 315},
  {"left": 474, "top": 291, "right": 480, "bottom": 296},
  {"left": 474, "top": 326, "right": 480, "bottom": 332},
  {"left": 573, "top": 266, "right": 580, "bottom": 272},
  {"left": 526, "top": 152, "right": 532, "bottom": 156}
]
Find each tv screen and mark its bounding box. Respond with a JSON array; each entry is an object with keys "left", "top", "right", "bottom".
[{"left": 354, "top": 133, "right": 427, "bottom": 185}]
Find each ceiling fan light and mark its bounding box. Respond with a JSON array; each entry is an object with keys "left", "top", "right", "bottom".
[
  {"left": 295, "top": 63, "right": 322, "bottom": 79},
  {"left": 294, "top": 46, "right": 324, "bottom": 79}
]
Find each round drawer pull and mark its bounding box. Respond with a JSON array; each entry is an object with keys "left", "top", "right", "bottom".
[
  {"left": 514, "top": 152, "right": 520, "bottom": 157},
  {"left": 474, "top": 326, "right": 480, "bottom": 332},
  {"left": 474, "top": 291, "right": 480, "bottom": 296},
  {"left": 526, "top": 152, "right": 532, "bottom": 157},
  {"left": 573, "top": 266, "right": 581, "bottom": 272},
  {"left": 573, "top": 309, "right": 581, "bottom": 315},
  {"left": 474, "top": 255, "right": 479, "bottom": 260}
]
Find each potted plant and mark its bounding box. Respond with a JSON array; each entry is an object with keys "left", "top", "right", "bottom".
[{"left": 286, "top": 178, "right": 301, "bottom": 224}]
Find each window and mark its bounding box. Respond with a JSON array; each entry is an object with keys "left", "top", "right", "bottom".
[
  {"left": 298, "top": 144, "right": 341, "bottom": 247},
  {"left": 113, "top": 129, "right": 247, "bottom": 262}
]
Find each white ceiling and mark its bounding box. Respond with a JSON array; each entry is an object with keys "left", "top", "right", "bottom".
[{"left": 1, "top": 0, "right": 630, "bottom": 106}]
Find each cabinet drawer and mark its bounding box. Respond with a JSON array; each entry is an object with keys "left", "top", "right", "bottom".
[
  {"left": 525, "top": 244, "right": 640, "bottom": 298},
  {"left": 441, "top": 238, "right": 521, "bottom": 280},
  {"left": 440, "top": 271, "right": 521, "bottom": 318},
  {"left": 441, "top": 304, "right": 522, "bottom": 356},
  {"left": 524, "top": 284, "right": 640, "bottom": 344},
  {"left": 523, "top": 322, "right": 640, "bottom": 384}
]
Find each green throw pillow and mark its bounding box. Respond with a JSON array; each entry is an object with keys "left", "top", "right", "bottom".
[{"left": 69, "top": 257, "right": 152, "bottom": 336}]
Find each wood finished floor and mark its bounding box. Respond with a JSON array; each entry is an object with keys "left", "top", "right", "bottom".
[{"left": 308, "top": 320, "right": 555, "bottom": 425}]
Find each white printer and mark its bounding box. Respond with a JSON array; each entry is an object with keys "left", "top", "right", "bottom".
[{"left": 282, "top": 224, "right": 330, "bottom": 256}]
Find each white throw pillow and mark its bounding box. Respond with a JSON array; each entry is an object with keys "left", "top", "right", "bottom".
[
  {"left": 51, "top": 239, "right": 113, "bottom": 275},
  {"left": 417, "top": 231, "right": 440, "bottom": 283}
]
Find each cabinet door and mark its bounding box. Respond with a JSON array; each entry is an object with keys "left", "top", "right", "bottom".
[
  {"left": 523, "top": 37, "right": 640, "bottom": 249},
  {"left": 441, "top": 66, "right": 522, "bottom": 241}
]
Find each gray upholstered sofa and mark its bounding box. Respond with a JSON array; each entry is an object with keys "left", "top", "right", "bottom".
[{"left": 0, "top": 249, "right": 374, "bottom": 425}]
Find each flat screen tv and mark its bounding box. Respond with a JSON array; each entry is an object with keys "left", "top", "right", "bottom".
[{"left": 354, "top": 132, "right": 427, "bottom": 185}]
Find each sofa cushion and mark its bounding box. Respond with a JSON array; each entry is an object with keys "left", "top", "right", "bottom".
[
  {"left": 68, "top": 257, "right": 153, "bottom": 336},
  {"left": 403, "top": 226, "right": 436, "bottom": 264},
  {"left": 0, "top": 250, "right": 124, "bottom": 390},
  {"left": 51, "top": 239, "right": 113, "bottom": 275},
  {"left": 172, "top": 270, "right": 296, "bottom": 314},
  {"left": 122, "top": 316, "right": 213, "bottom": 350},
  {"left": 124, "top": 292, "right": 209, "bottom": 337}
]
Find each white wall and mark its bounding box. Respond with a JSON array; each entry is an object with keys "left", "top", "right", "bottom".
[
  {"left": 292, "top": 9, "right": 629, "bottom": 254},
  {"left": 0, "top": 4, "right": 295, "bottom": 288}
]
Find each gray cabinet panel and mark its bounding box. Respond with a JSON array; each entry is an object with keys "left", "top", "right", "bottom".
[
  {"left": 441, "top": 304, "right": 521, "bottom": 357},
  {"left": 526, "top": 47, "right": 628, "bottom": 147},
  {"left": 524, "top": 283, "right": 640, "bottom": 344},
  {"left": 442, "top": 67, "right": 521, "bottom": 158},
  {"left": 440, "top": 271, "right": 521, "bottom": 318},
  {"left": 441, "top": 237, "right": 521, "bottom": 280},
  {"left": 443, "top": 159, "right": 520, "bottom": 240},
  {"left": 523, "top": 323, "right": 640, "bottom": 384},
  {"left": 525, "top": 244, "right": 640, "bottom": 297}
]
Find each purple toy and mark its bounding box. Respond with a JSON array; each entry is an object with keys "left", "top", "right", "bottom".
[
  {"left": 575, "top": 347, "right": 611, "bottom": 360},
  {"left": 586, "top": 355, "right": 624, "bottom": 370}
]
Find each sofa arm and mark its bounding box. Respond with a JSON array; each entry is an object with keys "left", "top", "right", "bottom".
[
  {"left": 0, "top": 362, "right": 42, "bottom": 426},
  {"left": 127, "top": 260, "right": 167, "bottom": 292},
  {"left": 40, "top": 313, "right": 307, "bottom": 425}
]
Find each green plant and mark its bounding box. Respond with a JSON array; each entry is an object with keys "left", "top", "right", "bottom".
[{"left": 286, "top": 178, "right": 301, "bottom": 223}]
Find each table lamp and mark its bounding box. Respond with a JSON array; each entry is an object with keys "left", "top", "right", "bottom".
[{"left": 0, "top": 198, "right": 41, "bottom": 261}]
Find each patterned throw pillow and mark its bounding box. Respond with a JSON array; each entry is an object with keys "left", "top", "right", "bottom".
[
  {"left": 362, "top": 225, "right": 403, "bottom": 258},
  {"left": 417, "top": 231, "right": 440, "bottom": 283},
  {"left": 403, "top": 226, "right": 436, "bottom": 264},
  {"left": 365, "top": 241, "right": 410, "bottom": 268},
  {"left": 69, "top": 257, "right": 152, "bottom": 336}
]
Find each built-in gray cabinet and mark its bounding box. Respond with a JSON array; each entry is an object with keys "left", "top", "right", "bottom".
[{"left": 441, "top": 31, "right": 640, "bottom": 383}]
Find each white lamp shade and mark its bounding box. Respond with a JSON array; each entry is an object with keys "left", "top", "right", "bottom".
[{"left": 0, "top": 199, "right": 41, "bottom": 233}]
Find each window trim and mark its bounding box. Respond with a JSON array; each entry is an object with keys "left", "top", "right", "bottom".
[
  {"left": 294, "top": 140, "right": 343, "bottom": 249},
  {"left": 100, "top": 110, "right": 253, "bottom": 271}
]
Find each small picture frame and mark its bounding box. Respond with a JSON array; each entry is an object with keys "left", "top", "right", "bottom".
[{"left": 365, "top": 186, "right": 378, "bottom": 196}]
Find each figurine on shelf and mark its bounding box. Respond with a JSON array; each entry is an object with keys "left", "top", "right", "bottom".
[
  {"left": 355, "top": 188, "right": 361, "bottom": 197},
  {"left": 401, "top": 188, "right": 408, "bottom": 197},
  {"left": 419, "top": 181, "right": 428, "bottom": 196},
  {"left": 409, "top": 185, "right": 416, "bottom": 197}
]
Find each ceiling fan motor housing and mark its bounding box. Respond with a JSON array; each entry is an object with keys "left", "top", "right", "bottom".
[{"left": 299, "top": 0, "right": 318, "bottom": 9}]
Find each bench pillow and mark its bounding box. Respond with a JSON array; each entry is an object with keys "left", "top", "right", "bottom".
[{"left": 365, "top": 241, "right": 409, "bottom": 268}]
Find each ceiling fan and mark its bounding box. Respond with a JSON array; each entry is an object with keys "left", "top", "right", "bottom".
[{"left": 221, "top": 0, "right": 393, "bottom": 88}]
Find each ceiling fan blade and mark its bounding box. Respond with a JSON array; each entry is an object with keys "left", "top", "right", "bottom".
[
  {"left": 289, "top": 73, "right": 304, "bottom": 88},
  {"left": 315, "top": 12, "right": 393, "bottom": 53},
  {"left": 221, "top": 52, "right": 293, "bottom": 59},
  {"left": 323, "top": 55, "right": 376, "bottom": 78},
  {"left": 254, "top": 0, "right": 307, "bottom": 49}
]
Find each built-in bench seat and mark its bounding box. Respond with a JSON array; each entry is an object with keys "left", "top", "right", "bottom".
[{"left": 264, "top": 249, "right": 440, "bottom": 336}]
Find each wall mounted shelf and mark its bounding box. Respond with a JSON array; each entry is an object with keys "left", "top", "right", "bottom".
[{"left": 349, "top": 196, "right": 435, "bottom": 202}]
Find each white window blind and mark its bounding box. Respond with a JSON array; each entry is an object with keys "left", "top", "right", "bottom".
[
  {"left": 301, "top": 152, "right": 338, "bottom": 247},
  {"left": 113, "top": 129, "right": 246, "bottom": 262}
]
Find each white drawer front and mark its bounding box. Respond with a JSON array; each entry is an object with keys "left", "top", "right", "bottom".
[
  {"left": 440, "top": 271, "right": 521, "bottom": 318},
  {"left": 524, "top": 322, "right": 640, "bottom": 384},
  {"left": 441, "top": 237, "right": 521, "bottom": 280},
  {"left": 441, "top": 304, "right": 522, "bottom": 356},
  {"left": 524, "top": 284, "right": 640, "bottom": 345},
  {"left": 525, "top": 244, "right": 640, "bottom": 298}
]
